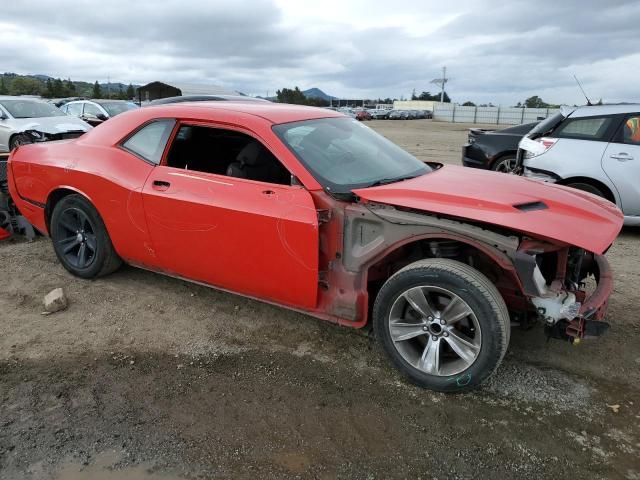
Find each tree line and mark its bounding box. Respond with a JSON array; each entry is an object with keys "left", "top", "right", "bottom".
[{"left": 0, "top": 73, "right": 136, "bottom": 100}]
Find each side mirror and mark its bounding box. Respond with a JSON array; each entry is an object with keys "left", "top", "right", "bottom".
[
  {"left": 96, "top": 113, "right": 108, "bottom": 121},
  {"left": 0, "top": 111, "right": 6, "bottom": 120}
]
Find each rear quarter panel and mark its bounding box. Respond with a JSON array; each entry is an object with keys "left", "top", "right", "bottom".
[{"left": 10, "top": 140, "right": 158, "bottom": 266}]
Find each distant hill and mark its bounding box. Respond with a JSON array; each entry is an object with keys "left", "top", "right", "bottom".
[{"left": 302, "top": 88, "right": 337, "bottom": 101}]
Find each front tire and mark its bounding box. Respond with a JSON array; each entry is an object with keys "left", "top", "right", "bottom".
[
  {"left": 565, "top": 182, "right": 605, "bottom": 199},
  {"left": 373, "top": 259, "right": 509, "bottom": 392},
  {"left": 50, "top": 194, "right": 122, "bottom": 279}
]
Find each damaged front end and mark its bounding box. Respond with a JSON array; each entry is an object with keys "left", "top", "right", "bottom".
[
  {"left": 18, "top": 128, "right": 86, "bottom": 145},
  {"left": 515, "top": 239, "right": 612, "bottom": 343}
]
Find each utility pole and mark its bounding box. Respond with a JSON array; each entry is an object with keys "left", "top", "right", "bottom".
[{"left": 430, "top": 66, "right": 449, "bottom": 103}]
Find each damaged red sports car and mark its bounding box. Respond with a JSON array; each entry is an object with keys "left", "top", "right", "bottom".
[{"left": 8, "top": 102, "right": 623, "bottom": 391}]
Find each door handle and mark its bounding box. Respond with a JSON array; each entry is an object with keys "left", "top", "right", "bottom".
[
  {"left": 610, "top": 153, "right": 634, "bottom": 161},
  {"left": 152, "top": 180, "right": 171, "bottom": 191},
  {"left": 262, "top": 189, "right": 275, "bottom": 196}
]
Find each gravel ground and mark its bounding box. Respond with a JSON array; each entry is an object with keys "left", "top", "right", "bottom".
[{"left": 1, "top": 120, "right": 639, "bottom": 480}]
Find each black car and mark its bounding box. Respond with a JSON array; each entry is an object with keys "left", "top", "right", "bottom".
[
  {"left": 462, "top": 122, "right": 538, "bottom": 173},
  {"left": 147, "top": 95, "right": 269, "bottom": 105}
]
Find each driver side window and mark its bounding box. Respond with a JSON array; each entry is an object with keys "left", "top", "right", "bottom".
[{"left": 165, "top": 125, "right": 291, "bottom": 186}]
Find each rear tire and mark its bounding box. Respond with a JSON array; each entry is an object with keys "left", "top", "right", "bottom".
[
  {"left": 50, "top": 194, "right": 122, "bottom": 279},
  {"left": 565, "top": 182, "right": 605, "bottom": 199},
  {"left": 373, "top": 259, "right": 509, "bottom": 392},
  {"left": 491, "top": 155, "right": 517, "bottom": 173}
]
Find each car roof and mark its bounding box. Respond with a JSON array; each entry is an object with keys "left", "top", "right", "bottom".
[
  {"left": 569, "top": 104, "right": 640, "bottom": 118},
  {"left": 0, "top": 95, "right": 47, "bottom": 102},
  {"left": 143, "top": 101, "right": 344, "bottom": 124},
  {"left": 94, "top": 99, "right": 133, "bottom": 103},
  {"left": 148, "top": 95, "right": 269, "bottom": 105}
]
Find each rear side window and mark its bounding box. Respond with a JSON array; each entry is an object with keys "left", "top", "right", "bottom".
[
  {"left": 622, "top": 116, "right": 640, "bottom": 145},
  {"left": 554, "top": 117, "right": 612, "bottom": 141},
  {"left": 122, "top": 119, "right": 175, "bottom": 165}
]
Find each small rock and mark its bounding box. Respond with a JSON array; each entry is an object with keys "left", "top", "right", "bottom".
[
  {"left": 607, "top": 404, "right": 620, "bottom": 413},
  {"left": 129, "top": 360, "right": 135, "bottom": 365},
  {"left": 43, "top": 288, "right": 68, "bottom": 313}
]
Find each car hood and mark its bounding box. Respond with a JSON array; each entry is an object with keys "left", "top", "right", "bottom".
[
  {"left": 353, "top": 165, "right": 623, "bottom": 254},
  {"left": 9, "top": 116, "right": 91, "bottom": 134}
]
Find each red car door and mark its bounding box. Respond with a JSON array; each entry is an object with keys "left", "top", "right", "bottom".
[{"left": 141, "top": 135, "right": 320, "bottom": 309}]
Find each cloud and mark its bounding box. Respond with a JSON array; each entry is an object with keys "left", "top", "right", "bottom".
[{"left": 1, "top": 0, "right": 639, "bottom": 105}]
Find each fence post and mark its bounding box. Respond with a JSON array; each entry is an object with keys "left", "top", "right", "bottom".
[
  {"left": 546, "top": 107, "right": 549, "bottom": 118},
  {"left": 496, "top": 106, "right": 500, "bottom": 125},
  {"left": 452, "top": 104, "right": 456, "bottom": 123},
  {"left": 521, "top": 107, "right": 525, "bottom": 123},
  {"left": 473, "top": 106, "right": 477, "bottom": 123}
]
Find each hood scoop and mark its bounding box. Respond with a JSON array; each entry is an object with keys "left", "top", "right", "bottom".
[{"left": 513, "top": 201, "right": 548, "bottom": 212}]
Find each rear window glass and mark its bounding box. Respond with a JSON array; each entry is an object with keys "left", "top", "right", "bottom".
[
  {"left": 554, "top": 117, "right": 612, "bottom": 140},
  {"left": 122, "top": 119, "right": 175, "bottom": 165}
]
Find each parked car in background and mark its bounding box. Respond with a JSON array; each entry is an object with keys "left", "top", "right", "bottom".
[
  {"left": 462, "top": 122, "right": 538, "bottom": 173},
  {"left": 148, "top": 95, "right": 270, "bottom": 105},
  {"left": 49, "top": 97, "right": 85, "bottom": 108},
  {"left": 61, "top": 99, "right": 139, "bottom": 126},
  {"left": 407, "top": 110, "right": 418, "bottom": 119},
  {"left": 0, "top": 96, "right": 91, "bottom": 152},
  {"left": 8, "top": 102, "right": 622, "bottom": 392},
  {"left": 356, "top": 110, "right": 372, "bottom": 121},
  {"left": 388, "top": 110, "right": 408, "bottom": 120},
  {"left": 338, "top": 108, "right": 357, "bottom": 119},
  {"left": 369, "top": 109, "right": 389, "bottom": 119},
  {"left": 423, "top": 110, "right": 433, "bottom": 119},
  {"left": 518, "top": 104, "right": 640, "bottom": 226}
]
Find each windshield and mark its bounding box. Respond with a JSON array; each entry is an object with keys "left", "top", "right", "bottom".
[
  {"left": 0, "top": 99, "right": 65, "bottom": 119},
  {"left": 273, "top": 117, "right": 430, "bottom": 193},
  {"left": 99, "top": 102, "right": 138, "bottom": 116}
]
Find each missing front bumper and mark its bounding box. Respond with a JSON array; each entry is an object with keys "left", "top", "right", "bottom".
[{"left": 545, "top": 255, "right": 613, "bottom": 343}]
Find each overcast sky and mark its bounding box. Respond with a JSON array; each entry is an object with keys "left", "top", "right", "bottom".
[{"left": 1, "top": 0, "right": 638, "bottom": 105}]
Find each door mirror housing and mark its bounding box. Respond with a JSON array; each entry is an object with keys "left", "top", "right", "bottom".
[{"left": 96, "top": 113, "right": 108, "bottom": 121}]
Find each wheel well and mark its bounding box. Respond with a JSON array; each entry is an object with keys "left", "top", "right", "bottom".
[
  {"left": 365, "top": 238, "right": 516, "bottom": 318},
  {"left": 490, "top": 151, "right": 516, "bottom": 167},
  {"left": 557, "top": 176, "right": 616, "bottom": 204},
  {"left": 45, "top": 188, "right": 78, "bottom": 232}
]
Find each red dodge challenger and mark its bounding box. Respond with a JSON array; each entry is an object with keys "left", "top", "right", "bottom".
[{"left": 7, "top": 102, "right": 623, "bottom": 391}]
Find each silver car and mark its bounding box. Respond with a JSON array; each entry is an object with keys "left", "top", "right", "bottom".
[
  {"left": 518, "top": 104, "right": 640, "bottom": 226},
  {"left": 60, "top": 99, "right": 138, "bottom": 126},
  {"left": 0, "top": 96, "right": 91, "bottom": 152}
]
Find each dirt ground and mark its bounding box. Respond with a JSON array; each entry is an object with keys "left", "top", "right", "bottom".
[{"left": 1, "top": 120, "right": 639, "bottom": 480}]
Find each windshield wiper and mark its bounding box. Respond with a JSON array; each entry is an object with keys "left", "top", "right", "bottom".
[{"left": 366, "top": 174, "right": 421, "bottom": 188}]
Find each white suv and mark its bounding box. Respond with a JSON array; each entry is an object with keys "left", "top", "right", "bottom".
[{"left": 518, "top": 104, "right": 640, "bottom": 226}]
